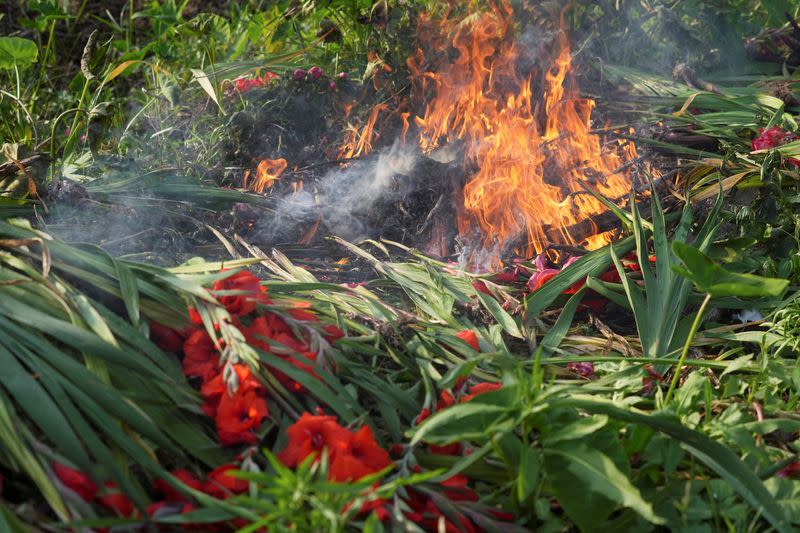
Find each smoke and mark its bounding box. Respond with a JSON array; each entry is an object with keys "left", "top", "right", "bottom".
[{"left": 250, "top": 141, "right": 421, "bottom": 244}]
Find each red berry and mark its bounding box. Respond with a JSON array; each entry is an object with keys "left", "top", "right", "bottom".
[{"left": 293, "top": 69, "right": 307, "bottom": 81}]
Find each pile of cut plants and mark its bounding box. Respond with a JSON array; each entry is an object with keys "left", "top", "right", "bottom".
[{"left": 1, "top": 1, "right": 800, "bottom": 532}]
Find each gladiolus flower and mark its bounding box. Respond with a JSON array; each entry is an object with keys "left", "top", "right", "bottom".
[
  {"left": 527, "top": 269, "right": 559, "bottom": 291},
  {"left": 566, "top": 361, "right": 595, "bottom": 377},
  {"left": 204, "top": 464, "right": 249, "bottom": 499},
  {"left": 212, "top": 270, "right": 268, "bottom": 316},
  {"left": 182, "top": 329, "right": 220, "bottom": 382},
  {"left": 278, "top": 414, "right": 392, "bottom": 482},
  {"left": 777, "top": 462, "right": 800, "bottom": 479},
  {"left": 752, "top": 126, "right": 800, "bottom": 167},
  {"left": 200, "top": 364, "right": 265, "bottom": 418},
  {"left": 214, "top": 389, "right": 269, "bottom": 446},
  {"left": 455, "top": 330, "right": 479, "bottom": 351},
  {"left": 52, "top": 462, "right": 97, "bottom": 501},
  {"left": 149, "top": 322, "right": 186, "bottom": 352},
  {"left": 461, "top": 382, "right": 503, "bottom": 403},
  {"left": 97, "top": 483, "right": 135, "bottom": 516},
  {"left": 154, "top": 469, "right": 203, "bottom": 502}
]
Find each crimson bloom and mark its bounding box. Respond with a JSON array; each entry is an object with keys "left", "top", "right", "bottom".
[
  {"left": 752, "top": 126, "right": 800, "bottom": 167},
  {"left": 203, "top": 464, "right": 249, "bottom": 499},
  {"left": 182, "top": 329, "right": 220, "bottom": 383},
  {"left": 455, "top": 330, "right": 480, "bottom": 351},
  {"left": 212, "top": 270, "right": 268, "bottom": 317},
  {"left": 154, "top": 469, "right": 203, "bottom": 502},
  {"left": 52, "top": 462, "right": 97, "bottom": 501},
  {"left": 214, "top": 389, "right": 269, "bottom": 446},
  {"left": 149, "top": 322, "right": 186, "bottom": 352},
  {"left": 96, "top": 482, "right": 135, "bottom": 517},
  {"left": 200, "top": 364, "right": 265, "bottom": 418},
  {"left": 278, "top": 414, "right": 392, "bottom": 482},
  {"left": 461, "top": 382, "right": 503, "bottom": 403}
]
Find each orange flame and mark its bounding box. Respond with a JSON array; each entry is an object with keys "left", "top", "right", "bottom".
[
  {"left": 245, "top": 158, "right": 287, "bottom": 193},
  {"left": 338, "top": 103, "right": 389, "bottom": 160},
  {"left": 407, "top": 3, "right": 642, "bottom": 262}
]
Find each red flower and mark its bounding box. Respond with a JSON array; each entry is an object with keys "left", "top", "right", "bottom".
[
  {"left": 455, "top": 330, "right": 480, "bottom": 351},
  {"left": 200, "top": 364, "right": 265, "bottom": 418},
  {"left": 150, "top": 322, "right": 186, "bottom": 352},
  {"left": 527, "top": 269, "right": 559, "bottom": 291},
  {"left": 97, "top": 482, "right": 135, "bottom": 517},
  {"left": 246, "top": 314, "right": 308, "bottom": 353},
  {"left": 777, "top": 462, "right": 800, "bottom": 479},
  {"left": 566, "top": 361, "right": 595, "bottom": 377},
  {"left": 182, "top": 329, "right": 220, "bottom": 382},
  {"left": 461, "top": 382, "right": 502, "bottom": 403},
  {"left": 471, "top": 280, "right": 492, "bottom": 295},
  {"left": 154, "top": 469, "right": 203, "bottom": 502},
  {"left": 322, "top": 324, "right": 344, "bottom": 342},
  {"left": 752, "top": 126, "right": 800, "bottom": 166},
  {"left": 212, "top": 270, "right": 268, "bottom": 317},
  {"left": 329, "top": 426, "right": 391, "bottom": 482},
  {"left": 440, "top": 474, "right": 479, "bottom": 502},
  {"left": 204, "top": 464, "right": 249, "bottom": 499},
  {"left": 277, "top": 413, "right": 351, "bottom": 468},
  {"left": 52, "top": 462, "right": 97, "bottom": 501},
  {"left": 215, "top": 389, "right": 269, "bottom": 446},
  {"left": 278, "top": 414, "right": 392, "bottom": 482}
]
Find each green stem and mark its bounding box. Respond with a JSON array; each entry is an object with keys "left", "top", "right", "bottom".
[{"left": 664, "top": 292, "right": 712, "bottom": 406}]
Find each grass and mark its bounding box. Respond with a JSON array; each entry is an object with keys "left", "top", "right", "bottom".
[{"left": 1, "top": 0, "right": 800, "bottom": 532}]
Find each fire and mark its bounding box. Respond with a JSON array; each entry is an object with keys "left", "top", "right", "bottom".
[
  {"left": 407, "top": 3, "right": 641, "bottom": 261},
  {"left": 338, "top": 103, "right": 389, "bottom": 160},
  {"left": 245, "top": 158, "right": 287, "bottom": 193}
]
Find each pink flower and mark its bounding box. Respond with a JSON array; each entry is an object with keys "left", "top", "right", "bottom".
[
  {"left": 752, "top": 126, "right": 800, "bottom": 167},
  {"left": 309, "top": 66, "right": 323, "bottom": 79}
]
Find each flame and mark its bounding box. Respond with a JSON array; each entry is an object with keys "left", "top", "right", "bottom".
[
  {"left": 245, "top": 158, "right": 287, "bottom": 193},
  {"left": 338, "top": 103, "right": 389, "bottom": 160},
  {"left": 406, "top": 3, "right": 643, "bottom": 263}
]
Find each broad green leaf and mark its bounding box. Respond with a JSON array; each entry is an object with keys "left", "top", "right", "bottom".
[
  {"left": 672, "top": 241, "right": 789, "bottom": 297},
  {"left": 554, "top": 396, "right": 791, "bottom": 533},
  {"left": 0, "top": 37, "right": 38, "bottom": 69},
  {"left": 540, "top": 287, "right": 585, "bottom": 356},
  {"left": 545, "top": 441, "right": 664, "bottom": 525}
]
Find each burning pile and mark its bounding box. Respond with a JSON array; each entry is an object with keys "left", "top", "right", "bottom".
[
  {"left": 405, "top": 3, "right": 641, "bottom": 261},
  {"left": 248, "top": 2, "right": 647, "bottom": 266}
]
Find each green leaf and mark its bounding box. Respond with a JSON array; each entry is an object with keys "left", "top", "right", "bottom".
[
  {"left": 554, "top": 396, "right": 792, "bottom": 533},
  {"left": 410, "top": 387, "right": 517, "bottom": 445},
  {"left": 672, "top": 241, "right": 789, "bottom": 297},
  {"left": 518, "top": 445, "right": 541, "bottom": 503},
  {"left": 545, "top": 441, "right": 664, "bottom": 525},
  {"left": 540, "top": 287, "right": 585, "bottom": 356},
  {"left": 0, "top": 37, "right": 38, "bottom": 69}
]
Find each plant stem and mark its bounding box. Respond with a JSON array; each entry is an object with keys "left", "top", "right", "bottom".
[{"left": 664, "top": 292, "right": 712, "bottom": 406}]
